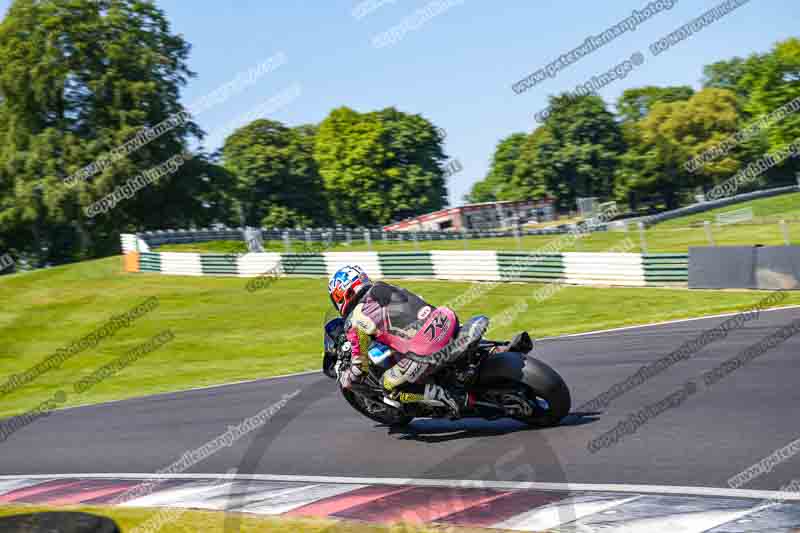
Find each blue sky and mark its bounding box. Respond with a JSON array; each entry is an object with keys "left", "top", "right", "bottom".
[{"left": 1, "top": 0, "right": 798, "bottom": 205}]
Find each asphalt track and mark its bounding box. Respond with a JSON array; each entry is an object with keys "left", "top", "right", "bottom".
[{"left": 2, "top": 307, "right": 799, "bottom": 493}]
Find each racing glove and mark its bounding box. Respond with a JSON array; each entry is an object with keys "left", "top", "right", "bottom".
[
  {"left": 339, "top": 323, "right": 370, "bottom": 389},
  {"left": 339, "top": 362, "right": 364, "bottom": 389}
]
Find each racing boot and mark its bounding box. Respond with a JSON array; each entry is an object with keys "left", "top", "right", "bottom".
[
  {"left": 385, "top": 383, "right": 465, "bottom": 420},
  {"left": 424, "top": 383, "right": 465, "bottom": 420},
  {"left": 383, "top": 383, "right": 424, "bottom": 409}
]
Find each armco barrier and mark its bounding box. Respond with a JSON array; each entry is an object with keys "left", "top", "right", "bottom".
[
  {"left": 643, "top": 254, "right": 690, "bottom": 284},
  {"left": 641, "top": 185, "right": 798, "bottom": 227},
  {"left": 496, "top": 252, "right": 564, "bottom": 281},
  {"left": 121, "top": 235, "right": 687, "bottom": 287}
]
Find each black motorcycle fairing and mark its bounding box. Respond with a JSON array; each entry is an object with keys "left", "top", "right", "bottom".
[
  {"left": 508, "top": 331, "right": 534, "bottom": 354},
  {"left": 476, "top": 350, "right": 526, "bottom": 384},
  {"left": 323, "top": 352, "right": 338, "bottom": 379}
]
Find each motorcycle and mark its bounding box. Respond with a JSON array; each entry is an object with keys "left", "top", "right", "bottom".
[{"left": 322, "top": 313, "right": 571, "bottom": 427}]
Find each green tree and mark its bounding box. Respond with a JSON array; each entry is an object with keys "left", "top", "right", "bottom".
[
  {"left": 615, "top": 88, "right": 743, "bottom": 209},
  {"left": 506, "top": 127, "right": 552, "bottom": 202},
  {"left": 314, "top": 106, "right": 447, "bottom": 226},
  {"left": 616, "top": 86, "right": 694, "bottom": 123},
  {"left": 0, "top": 0, "right": 207, "bottom": 264},
  {"left": 466, "top": 133, "right": 527, "bottom": 203},
  {"left": 743, "top": 38, "right": 800, "bottom": 151},
  {"left": 222, "top": 120, "right": 329, "bottom": 227},
  {"left": 702, "top": 57, "right": 752, "bottom": 97},
  {"left": 261, "top": 206, "right": 313, "bottom": 228},
  {"left": 521, "top": 94, "right": 624, "bottom": 210}
]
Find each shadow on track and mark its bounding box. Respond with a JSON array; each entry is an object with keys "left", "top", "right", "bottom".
[{"left": 385, "top": 413, "right": 598, "bottom": 443}]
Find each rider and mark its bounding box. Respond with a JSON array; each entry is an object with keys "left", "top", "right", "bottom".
[{"left": 328, "top": 265, "right": 466, "bottom": 418}]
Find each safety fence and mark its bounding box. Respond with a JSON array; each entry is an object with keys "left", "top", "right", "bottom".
[
  {"left": 121, "top": 235, "right": 688, "bottom": 287},
  {"left": 134, "top": 222, "right": 609, "bottom": 250}
]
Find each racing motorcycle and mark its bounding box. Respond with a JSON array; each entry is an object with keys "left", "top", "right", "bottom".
[{"left": 322, "top": 313, "right": 571, "bottom": 427}]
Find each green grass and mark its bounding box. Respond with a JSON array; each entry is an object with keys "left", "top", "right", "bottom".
[
  {"left": 154, "top": 192, "right": 800, "bottom": 255},
  {"left": 657, "top": 191, "right": 800, "bottom": 228},
  {"left": 0, "top": 505, "right": 487, "bottom": 532},
  {"left": 0, "top": 256, "right": 797, "bottom": 418},
  {"left": 157, "top": 239, "right": 250, "bottom": 253},
  {"left": 156, "top": 220, "right": 798, "bottom": 254},
  {"left": 158, "top": 239, "right": 315, "bottom": 253}
]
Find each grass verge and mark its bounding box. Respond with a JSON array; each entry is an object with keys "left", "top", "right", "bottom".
[
  {"left": 0, "top": 504, "right": 486, "bottom": 532},
  {"left": 656, "top": 191, "right": 800, "bottom": 228},
  {"left": 0, "top": 256, "right": 797, "bottom": 418},
  {"left": 156, "top": 221, "right": 798, "bottom": 254},
  {"left": 157, "top": 192, "right": 800, "bottom": 254}
]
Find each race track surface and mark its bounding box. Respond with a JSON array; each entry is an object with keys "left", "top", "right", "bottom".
[{"left": 2, "top": 307, "right": 799, "bottom": 493}]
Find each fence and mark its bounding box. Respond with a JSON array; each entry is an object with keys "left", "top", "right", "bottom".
[
  {"left": 134, "top": 223, "right": 612, "bottom": 250},
  {"left": 716, "top": 207, "right": 754, "bottom": 225},
  {"left": 120, "top": 236, "right": 688, "bottom": 287}
]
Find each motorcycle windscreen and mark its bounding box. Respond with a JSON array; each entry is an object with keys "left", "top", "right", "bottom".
[{"left": 324, "top": 317, "right": 344, "bottom": 352}]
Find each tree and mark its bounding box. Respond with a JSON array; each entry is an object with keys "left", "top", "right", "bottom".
[
  {"left": 222, "top": 120, "right": 328, "bottom": 227},
  {"left": 261, "top": 206, "right": 313, "bottom": 228},
  {"left": 615, "top": 88, "right": 743, "bottom": 209},
  {"left": 743, "top": 38, "right": 800, "bottom": 152},
  {"left": 506, "top": 127, "right": 551, "bottom": 202},
  {"left": 0, "top": 0, "right": 206, "bottom": 264},
  {"left": 314, "top": 107, "right": 447, "bottom": 226},
  {"left": 520, "top": 94, "right": 624, "bottom": 210},
  {"left": 466, "top": 133, "right": 527, "bottom": 203},
  {"left": 702, "top": 57, "right": 751, "bottom": 96},
  {"left": 616, "top": 86, "right": 694, "bottom": 123}
]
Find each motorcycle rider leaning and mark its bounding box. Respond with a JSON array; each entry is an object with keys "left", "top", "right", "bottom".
[{"left": 328, "top": 265, "right": 467, "bottom": 418}]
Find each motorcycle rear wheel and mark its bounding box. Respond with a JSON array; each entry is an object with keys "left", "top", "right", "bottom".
[
  {"left": 512, "top": 381, "right": 571, "bottom": 427},
  {"left": 477, "top": 353, "right": 571, "bottom": 427}
]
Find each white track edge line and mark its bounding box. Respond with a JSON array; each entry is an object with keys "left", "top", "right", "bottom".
[
  {"left": 537, "top": 304, "right": 800, "bottom": 340},
  {"left": 1, "top": 473, "right": 798, "bottom": 502},
  {"left": 47, "top": 305, "right": 800, "bottom": 414}
]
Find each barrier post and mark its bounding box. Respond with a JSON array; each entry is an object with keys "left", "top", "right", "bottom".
[
  {"left": 704, "top": 221, "right": 716, "bottom": 246},
  {"left": 364, "top": 229, "right": 372, "bottom": 251},
  {"left": 305, "top": 229, "right": 312, "bottom": 248},
  {"left": 637, "top": 222, "right": 648, "bottom": 253},
  {"left": 462, "top": 228, "right": 468, "bottom": 250},
  {"left": 413, "top": 231, "right": 420, "bottom": 251},
  {"left": 780, "top": 220, "right": 791, "bottom": 246},
  {"left": 346, "top": 229, "right": 352, "bottom": 246},
  {"left": 283, "top": 230, "right": 291, "bottom": 253}
]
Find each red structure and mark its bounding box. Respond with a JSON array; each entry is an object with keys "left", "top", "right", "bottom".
[{"left": 383, "top": 199, "right": 556, "bottom": 232}]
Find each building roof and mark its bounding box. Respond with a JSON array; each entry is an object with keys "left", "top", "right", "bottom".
[{"left": 382, "top": 198, "right": 554, "bottom": 229}]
